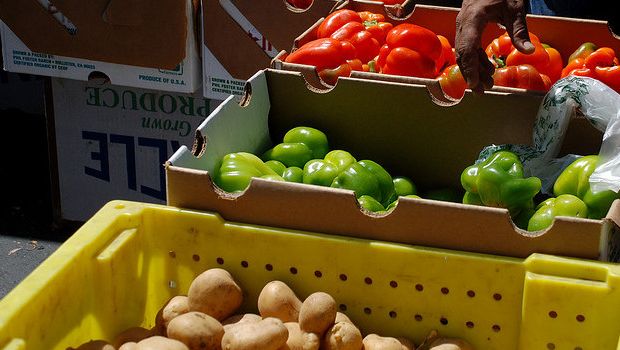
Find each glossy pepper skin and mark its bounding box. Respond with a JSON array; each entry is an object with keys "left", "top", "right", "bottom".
[
  {"left": 263, "top": 126, "right": 330, "bottom": 168},
  {"left": 317, "top": 9, "right": 393, "bottom": 64},
  {"left": 461, "top": 151, "right": 542, "bottom": 217},
  {"left": 303, "top": 150, "right": 356, "bottom": 187},
  {"left": 553, "top": 155, "right": 620, "bottom": 219},
  {"left": 376, "top": 23, "right": 443, "bottom": 78},
  {"left": 331, "top": 160, "right": 395, "bottom": 206},
  {"left": 493, "top": 64, "right": 551, "bottom": 91},
  {"left": 284, "top": 38, "right": 360, "bottom": 85},
  {"left": 527, "top": 194, "right": 589, "bottom": 231},
  {"left": 486, "top": 32, "right": 562, "bottom": 90},
  {"left": 214, "top": 152, "right": 284, "bottom": 193},
  {"left": 561, "top": 43, "right": 620, "bottom": 93},
  {"left": 358, "top": 195, "right": 385, "bottom": 212},
  {"left": 438, "top": 64, "right": 467, "bottom": 100}
]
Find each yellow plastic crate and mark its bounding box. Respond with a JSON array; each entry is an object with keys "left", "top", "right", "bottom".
[{"left": 1, "top": 201, "right": 620, "bottom": 350}]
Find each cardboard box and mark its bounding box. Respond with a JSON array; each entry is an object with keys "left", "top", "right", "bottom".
[
  {"left": 272, "top": 2, "right": 620, "bottom": 102},
  {"left": 51, "top": 78, "right": 218, "bottom": 221},
  {"left": 202, "top": 0, "right": 336, "bottom": 100},
  {"left": 166, "top": 68, "right": 620, "bottom": 261},
  {"left": 0, "top": 0, "right": 201, "bottom": 92}
]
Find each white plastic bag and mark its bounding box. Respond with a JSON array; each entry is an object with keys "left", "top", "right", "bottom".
[{"left": 477, "top": 76, "right": 620, "bottom": 195}]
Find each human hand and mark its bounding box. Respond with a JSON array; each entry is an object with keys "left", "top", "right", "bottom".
[{"left": 455, "top": 0, "right": 535, "bottom": 92}]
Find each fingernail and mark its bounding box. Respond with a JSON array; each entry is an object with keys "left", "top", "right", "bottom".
[{"left": 523, "top": 41, "right": 535, "bottom": 51}]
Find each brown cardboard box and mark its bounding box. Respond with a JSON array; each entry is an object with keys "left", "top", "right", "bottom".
[
  {"left": 272, "top": 2, "right": 620, "bottom": 101},
  {"left": 202, "top": 0, "right": 336, "bottom": 99},
  {"left": 0, "top": 0, "right": 201, "bottom": 92},
  {"left": 166, "top": 68, "right": 620, "bottom": 262}
]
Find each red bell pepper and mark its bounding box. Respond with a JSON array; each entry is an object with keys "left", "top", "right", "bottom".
[
  {"left": 376, "top": 23, "right": 442, "bottom": 78},
  {"left": 561, "top": 43, "right": 620, "bottom": 93},
  {"left": 436, "top": 35, "right": 456, "bottom": 73},
  {"left": 486, "top": 32, "right": 563, "bottom": 88},
  {"left": 493, "top": 64, "right": 551, "bottom": 91},
  {"left": 438, "top": 64, "right": 467, "bottom": 100},
  {"left": 285, "top": 38, "right": 361, "bottom": 86},
  {"left": 317, "top": 9, "right": 393, "bottom": 64}
]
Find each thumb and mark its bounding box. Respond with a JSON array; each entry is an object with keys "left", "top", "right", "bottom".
[{"left": 505, "top": 5, "right": 535, "bottom": 54}]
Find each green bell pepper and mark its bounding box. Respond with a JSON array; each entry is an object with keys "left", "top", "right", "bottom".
[
  {"left": 282, "top": 166, "right": 304, "bottom": 183},
  {"left": 393, "top": 176, "right": 417, "bottom": 197},
  {"left": 358, "top": 195, "right": 385, "bottom": 212},
  {"left": 324, "top": 150, "right": 356, "bottom": 171},
  {"left": 357, "top": 160, "right": 395, "bottom": 206},
  {"left": 283, "top": 126, "right": 329, "bottom": 159},
  {"left": 553, "top": 155, "right": 620, "bottom": 219},
  {"left": 262, "top": 143, "right": 313, "bottom": 168},
  {"left": 214, "top": 152, "right": 284, "bottom": 192},
  {"left": 331, "top": 162, "right": 382, "bottom": 202},
  {"left": 461, "top": 151, "right": 542, "bottom": 217},
  {"left": 303, "top": 159, "right": 340, "bottom": 186},
  {"left": 527, "top": 194, "right": 589, "bottom": 231},
  {"left": 265, "top": 160, "right": 286, "bottom": 176}
]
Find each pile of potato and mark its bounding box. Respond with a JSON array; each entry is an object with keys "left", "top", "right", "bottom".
[{"left": 68, "top": 268, "right": 473, "bottom": 350}]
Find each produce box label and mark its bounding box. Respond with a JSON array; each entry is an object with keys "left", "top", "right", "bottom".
[{"left": 52, "top": 78, "right": 217, "bottom": 221}]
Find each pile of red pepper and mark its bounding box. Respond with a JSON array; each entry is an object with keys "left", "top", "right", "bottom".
[
  {"left": 285, "top": 8, "right": 620, "bottom": 99},
  {"left": 285, "top": 9, "right": 455, "bottom": 85}
]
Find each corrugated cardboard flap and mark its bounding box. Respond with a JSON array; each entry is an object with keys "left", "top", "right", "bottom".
[{"left": 0, "top": 0, "right": 189, "bottom": 69}]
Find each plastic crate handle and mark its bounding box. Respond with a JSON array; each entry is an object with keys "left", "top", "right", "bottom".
[{"left": 524, "top": 253, "right": 619, "bottom": 285}]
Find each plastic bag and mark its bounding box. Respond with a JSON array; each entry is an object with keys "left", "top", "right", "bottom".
[{"left": 477, "top": 76, "right": 620, "bottom": 195}]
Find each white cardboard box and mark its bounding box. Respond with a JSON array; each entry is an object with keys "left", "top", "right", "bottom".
[
  {"left": 1, "top": 0, "right": 201, "bottom": 93},
  {"left": 52, "top": 78, "right": 218, "bottom": 221}
]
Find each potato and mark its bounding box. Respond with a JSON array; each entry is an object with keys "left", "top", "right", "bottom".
[
  {"left": 428, "top": 338, "right": 474, "bottom": 350},
  {"left": 113, "top": 327, "right": 153, "bottom": 347},
  {"left": 137, "top": 336, "right": 189, "bottom": 350},
  {"left": 118, "top": 343, "right": 138, "bottom": 350},
  {"left": 167, "top": 311, "right": 224, "bottom": 350},
  {"left": 188, "top": 269, "right": 243, "bottom": 321},
  {"left": 258, "top": 281, "right": 302, "bottom": 322},
  {"left": 155, "top": 296, "right": 190, "bottom": 335},
  {"left": 322, "top": 322, "right": 362, "bottom": 350},
  {"left": 298, "top": 292, "right": 337, "bottom": 335},
  {"left": 222, "top": 313, "right": 262, "bottom": 332},
  {"left": 221, "top": 317, "right": 288, "bottom": 350},
  {"left": 396, "top": 337, "right": 416, "bottom": 350},
  {"left": 362, "top": 334, "right": 405, "bottom": 350},
  {"left": 334, "top": 312, "right": 352, "bottom": 324},
  {"left": 281, "top": 322, "right": 319, "bottom": 350},
  {"left": 67, "top": 340, "right": 115, "bottom": 350}
]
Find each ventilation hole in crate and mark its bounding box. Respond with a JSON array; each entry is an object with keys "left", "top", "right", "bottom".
[
  {"left": 441, "top": 287, "right": 449, "bottom": 294},
  {"left": 574, "top": 347, "right": 583, "bottom": 350},
  {"left": 340, "top": 274, "right": 348, "bottom": 281},
  {"left": 493, "top": 293, "right": 502, "bottom": 301},
  {"left": 390, "top": 280, "right": 398, "bottom": 288},
  {"left": 576, "top": 314, "right": 585, "bottom": 322},
  {"left": 290, "top": 267, "right": 298, "bottom": 275},
  {"left": 548, "top": 311, "right": 557, "bottom": 318},
  {"left": 467, "top": 290, "right": 475, "bottom": 297},
  {"left": 415, "top": 284, "right": 424, "bottom": 291},
  {"left": 168, "top": 251, "right": 176, "bottom": 258},
  {"left": 364, "top": 307, "right": 372, "bottom": 315},
  {"left": 339, "top": 304, "right": 347, "bottom": 312},
  {"left": 440, "top": 317, "right": 448, "bottom": 325},
  {"left": 414, "top": 314, "right": 423, "bottom": 322},
  {"left": 389, "top": 311, "right": 397, "bottom": 318},
  {"left": 216, "top": 257, "right": 224, "bottom": 265},
  {"left": 547, "top": 343, "right": 555, "bottom": 350},
  {"left": 314, "top": 270, "right": 322, "bottom": 278},
  {"left": 265, "top": 264, "right": 273, "bottom": 271},
  {"left": 192, "top": 254, "right": 200, "bottom": 262},
  {"left": 241, "top": 260, "right": 248, "bottom": 268},
  {"left": 114, "top": 204, "right": 125, "bottom": 209},
  {"left": 466, "top": 321, "right": 474, "bottom": 328},
  {"left": 492, "top": 324, "right": 501, "bottom": 332},
  {"left": 365, "top": 277, "right": 373, "bottom": 285}
]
